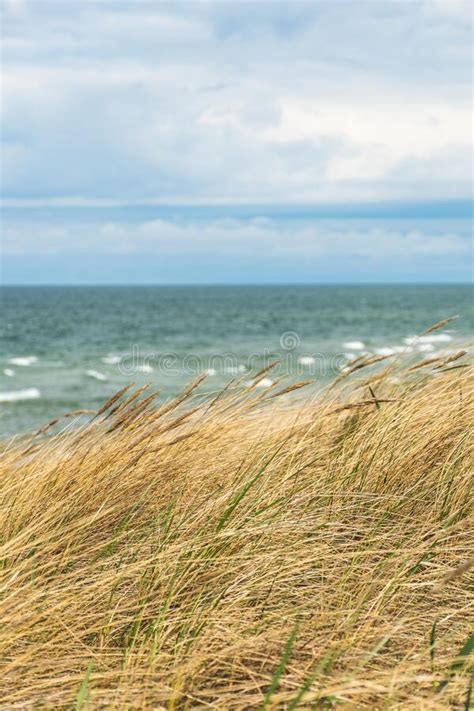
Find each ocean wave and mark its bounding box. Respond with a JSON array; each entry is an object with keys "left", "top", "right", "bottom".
[
  {"left": 254, "top": 377, "right": 274, "bottom": 388},
  {"left": 244, "top": 377, "right": 274, "bottom": 389},
  {"left": 298, "top": 356, "right": 316, "bottom": 366},
  {"left": 86, "top": 369, "right": 108, "bottom": 381},
  {"left": 135, "top": 364, "right": 153, "bottom": 374},
  {"left": 374, "top": 346, "right": 406, "bottom": 356},
  {"left": 101, "top": 355, "right": 122, "bottom": 365},
  {"left": 343, "top": 341, "right": 365, "bottom": 350},
  {"left": 404, "top": 334, "right": 453, "bottom": 345},
  {"left": 3, "top": 368, "right": 15, "bottom": 377},
  {"left": 416, "top": 343, "right": 435, "bottom": 352},
  {"left": 9, "top": 356, "right": 38, "bottom": 367},
  {"left": 223, "top": 365, "right": 247, "bottom": 375},
  {"left": 0, "top": 388, "right": 41, "bottom": 403},
  {"left": 374, "top": 347, "right": 396, "bottom": 356}
]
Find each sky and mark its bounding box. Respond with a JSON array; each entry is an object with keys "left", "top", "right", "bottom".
[{"left": 0, "top": 0, "right": 472, "bottom": 284}]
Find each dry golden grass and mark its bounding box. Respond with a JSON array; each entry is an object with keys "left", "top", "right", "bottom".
[{"left": 0, "top": 344, "right": 473, "bottom": 709}]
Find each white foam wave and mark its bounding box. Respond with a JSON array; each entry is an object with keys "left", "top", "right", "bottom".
[
  {"left": 416, "top": 343, "right": 435, "bottom": 352},
  {"left": 374, "top": 346, "right": 406, "bottom": 356},
  {"left": 86, "top": 369, "right": 108, "bottom": 381},
  {"left": 404, "top": 334, "right": 453, "bottom": 345},
  {"left": 298, "top": 356, "right": 316, "bottom": 366},
  {"left": 0, "top": 387, "right": 41, "bottom": 402},
  {"left": 344, "top": 353, "right": 356, "bottom": 360},
  {"left": 9, "top": 356, "right": 38, "bottom": 367},
  {"left": 343, "top": 341, "right": 365, "bottom": 350},
  {"left": 101, "top": 355, "right": 122, "bottom": 365},
  {"left": 136, "top": 364, "right": 153, "bottom": 374},
  {"left": 375, "top": 347, "right": 396, "bottom": 356},
  {"left": 3, "top": 368, "right": 15, "bottom": 377},
  {"left": 205, "top": 367, "right": 216, "bottom": 376},
  {"left": 254, "top": 377, "right": 274, "bottom": 388},
  {"left": 224, "top": 364, "right": 247, "bottom": 375}
]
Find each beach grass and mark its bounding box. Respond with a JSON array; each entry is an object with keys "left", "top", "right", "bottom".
[{"left": 0, "top": 338, "right": 472, "bottom": 709}]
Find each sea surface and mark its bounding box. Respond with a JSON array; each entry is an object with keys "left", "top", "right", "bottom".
[{"left": 1, "top": 285, "right": 472, "bottom": 437}]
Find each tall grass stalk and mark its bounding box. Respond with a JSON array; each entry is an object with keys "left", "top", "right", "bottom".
[{"left": 0, "top": 346, "right": 472, "bottom": 708}]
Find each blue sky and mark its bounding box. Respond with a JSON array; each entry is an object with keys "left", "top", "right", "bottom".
[{"left": 1, "top": 0, "right": 472, "bottom": 283}]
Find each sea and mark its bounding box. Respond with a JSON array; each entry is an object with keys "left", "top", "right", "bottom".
[{"left": 1, "top": 285, "right": 472, "bottom": 437}]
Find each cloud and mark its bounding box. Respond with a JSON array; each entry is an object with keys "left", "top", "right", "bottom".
[
  {"left": 0, "top": 1, "right": 472, "bottom": 205},
  {"left": 3, "top": 215, "right": 470, "bottom": 262},
  {"left": 427, "top": 0, "right": 472, "bottom": 23}
]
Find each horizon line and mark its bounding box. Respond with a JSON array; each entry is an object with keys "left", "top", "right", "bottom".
[{"left": 2, "top": 282, "right": 472, "bottom": 288}]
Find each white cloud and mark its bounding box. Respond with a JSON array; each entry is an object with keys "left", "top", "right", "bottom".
[
  {"left": 0, "top": 1, "right": 472, "bottom": 205},
  {"left": 262, "top": 96, "right": 471, "bottom": 181},
  {"left": 94, "top": 8, "right": 212, "bottom": 43},
  {"left": 427, "top": 0, "right": 472, "bottom": 23},
  {"left": 3, "top": 216, "right": 470, "bottom": 261},
  {"left": 2, "top": 0, "right": 27, "bottom": 18}
]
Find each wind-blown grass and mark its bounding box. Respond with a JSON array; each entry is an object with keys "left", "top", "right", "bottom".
[{"left": 0, "top": 337, "right": 472, "bottom": 709}]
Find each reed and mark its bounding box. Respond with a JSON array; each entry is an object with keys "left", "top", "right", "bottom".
[{"left": 0, "top": 341, "right": 472, "bottom": 709}]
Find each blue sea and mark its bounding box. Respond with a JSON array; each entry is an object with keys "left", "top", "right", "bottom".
[{"left": 1, "top": 285, "right": 472, "bottom": 436}]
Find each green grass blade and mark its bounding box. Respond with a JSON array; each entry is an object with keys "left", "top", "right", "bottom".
[
  {"left": 287, "top": 653, "right": 334, "bottom": 710},
  {"left": 464, "top": 674, "right": 473, "bottom": 711},
  {"left": 430, "top": 619, "right": 437, "bottom": 670},
  {"left": 261, "top": 622, "right": 299, "bottom": 710},
  {"left": 438, "top": 632, "right": 474, "bottom": 692},
  {"left": 217, "top": 442, "right": 286, "bottom": 532},
  {"left": 75, "top": 660, "right": 94, "bottom": 711}
]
